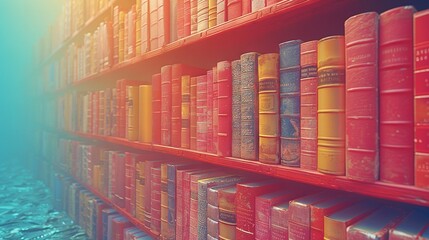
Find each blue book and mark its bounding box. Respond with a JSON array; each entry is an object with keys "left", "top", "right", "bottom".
[
  {"left": 101, "top": 208, "right": 117, "bottom": 240},
  {"left": 279, "top": 40, "right": 302, "bottom": 167},
  {"left": 390, "top": 209, "right": 429, "bottom": 239},
  {"left": 232, "top": 59, "right": 242, "bottom": 158}
]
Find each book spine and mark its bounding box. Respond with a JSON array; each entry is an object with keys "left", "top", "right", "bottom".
[
  {"left": 317, "top": 36, "right": 346, "bottom": 175},
  {"left": 99, "top": 91, "right": 105, "bottom": 135},
  {"left": 160, "top": 164, "right": 169, "bottom": 238},
  {"left": 208, "top": 0, "right": 217, "bottom": 27},
  {"left": 150, "top": 0, "right": 159, "bottom": 50},
  {"left": 207, "top": 70, "right": 214, "bottom": 153},
  {"left": 182, "top": 75, "right": 191, "bottom": 148},
  {"left": 176, "top": 170, "right": 187, "bottom": 240},
  {"left": 94, "top": 91, "right": 100, "bottom": 136},
  {"left": 139, "top": 85, "right": 153, "bottom": 143},
  {"left": 172, "top": 64, "right": 183, "bottom": 147},
  {"left": 112, "top": 89, "right": 118, "bottom": 136},
  {"left": 300, "top": 40, "right": 318, "bottom": 171},
  {"left": 161, "top": 65, "right": 172, "bottom": 146},
  {"left": 184, "top": 0, "right": 191, "bottom": 36},
  {"left": 217, "top": 61, "right": 233, "bottom": 157},
  {"left": 135, "top": 160, "right": 145, "bottom": 222},
  {"left": 216, "top": 0, "right": 226, "bottom": 25},
  {"left": 197, "top": 0, "right": 209, "bottom": 32},
  {"left": 279, "top": 40, "right": 302, "bottom": 167},
  {"left": 151, "top": 167, "right": 162, "bottom": 235},
  {"left": 258, "top": 53, "right": 280, "bottom": 164},
  {"left": 271, "top": 207, "right": 289, "bottom": 240},
  {"left": 183, "top": 171, "right": 194, "bottom": 240},
  {"left": 113, "top": 6, "right": 119, "bottom": 65},
  {"left": 191, "top": 0, "right": 198, "bottom": 34},
  {"left": 119, "top": 11, "right": 125, "bottom": 63},
  {"left": 170, "top": 0, "right": 178, "bottom": 42},
  {"left": 124, "top": 11, "right": 129, "bottom": 61},
  {"left": 152, "top": 74, "right": 162, "bottom": 144},
  {"left": 251, "top": 0, "right": 264, "bottom": 12},
  {"left": 190, "top": 77, "right": 198, "bottom": 150},
  {"left": 105, "top": 88, "right": 111, "bottom": 136},
  {"left": 136, "top": 0, "right": 142, "bottom": 56},
  {"left": 197, "top": 75, "right": 208, "bottom": 152},
  {"left": 219, "top": 189, "right": 237, "bottom": 240},
  {"left": 177, "top": 0, "right": 185, "bottom": 39},
  {"left": 126, "top": 86, "right": 140, "bottom": 141},
  {"left": 414, "top": 9, "right": 429, "bottom": 189},
  {"left": 345, "top": 12, "right": 379, "bottom": 182},
  {"left": 207, "top": 218, "right": 219, "bottom": 239},
  {"left": 119, "top": 80, "right": 126, "bottom": 138},
  {"left": 212, "top": 66, "right": 219, "bottom": 154},
  {"left": 227, "top": 0, "right": 242, "bottom": 21},
  {"left": 128, "top": 6, "right": 136, "bottom": 59},
  {"left": 378, "top": 6, "right": 415, "bottom": 185},
  {"left": 242, "top": 0, "right": 250, "bottom": 15},
  {"left": 158, "top": 0, "right": 171, "bottom": 47},
  {"left": 142, "top": 0, "right": 150, "bottom": 53},
  {"left": 232, "top": 60, "right": 242, "bottom": 158},
  {"left": 241, "top": 52, "right": 259, "bottom": 160},
  {"left": 190, "top": 177, "right": 200, "bottom": 240},
  {"left": 167, "top": 166, "right": 178, "bottom": 239}
]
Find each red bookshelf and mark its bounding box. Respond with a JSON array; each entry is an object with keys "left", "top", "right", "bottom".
[{"left": 71, "top": 131, "right": 429, "bottom": 207}]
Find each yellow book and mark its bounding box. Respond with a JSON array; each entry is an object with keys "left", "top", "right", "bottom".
[
  {"left": 258, "top": 53, "right": 280, "bottom": 164},
  {"left": 135, "top": 159, "right": 145, "bottom": 221},
  {"left": 160, "top": 163, "right": 169, "bottom": 238},
  {"left": 136, "top": 0, "right": 142, "bottom": 56},
  {"left": 181, "top": 75, "right": 191, "bottom": 148},
  {"left": 119, "top": 11, "right": 125, "bottom": 63},
  {"left": 139, "top": 85, "right": 153, "bottom": 143},
  {"left": 208, "top": 0, "right": 217, "bottom": 28},
  {"left": 317, "top": 36, "right": 346, "bottom": 175},
  {"left": 127, "top": 85, "right": 140, "bottom": 141}
]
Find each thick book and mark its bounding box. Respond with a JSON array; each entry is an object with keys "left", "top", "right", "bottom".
[
  {"left": 300, "top": 40, "right": 318, "bottom": 171},
  {"left": 191, "top": 0, "right": 198, "bottom": 34},
  {"left": 317, "top": 36, "right": 346, "bottom": 175},
  {"left": 379, "top": 6, "right": 415, "bottom": 185},
  {"left": 258, "top": 53, "right": 280, "bottom": 164},
  {"left": 182, "top": 75, "right": 192, "bottom": 148},
  {"left": 144, "top": 160, "right": 164, "bottom": 228},
  {"left": 208, "top": 0, "right": 217, "bottom": 27},
  {"left": 158, "top": 0, "right": 171, "bottom": 47},
  {"left": 124, "top": 153, "right": 137, "bottom": 216},
  {"left": 212, "top": 66, "right": 219, "bottom": 154},
  {"left": 197, "top": 0, "right": 209, "bottom": 32},
  {"left": 177, "top": 0, "right": 185, "bottom": 39},
  {"left": 414, "top": 9, "right": 429, "bottom": 189},
  {"left": 207, "top": 184, "right": 235, "bottom": 239},
  {"left": 241, "top": 52, "right": 260, "bottom": 161},
  {"left": 161, "top": 65, "right": 173, "bottom": 146},
  {"left": 150, "top": 166, "right": 162, "bottom": 235},
  {"left": 271, "top": 201, "right": 290, "bottom": 240},
  {"left": 236, "top": 180, "right": 282, "bottom": 239},
  {"left": 389, "top": 210, "right": 429, "bottom": 240},
  {"left": 232, "top": 59, "right": 242, "bottom": 158},
  {"left": 255, "top": 189, "right": 303, "bottom": 240},
  {"left": 126, "top": 6, "right": 136, "bottom": 60},
  {"left": 217, "top": 61, "right": 233, "bottom": 157},
  {"left": 197, "top": 75, "right": 208, "bottom": 152},
  {"left": 347, "top": 206, "right": 407, "bottom": 239},
  {"left": 345, "top": 12, "right": 379, "bottom": 182},
  {"left": 216, "top": 0, "right": 226, "bottom": 25},
  {"left": 150, "top": 0, "right": 159, "bottom": 50},
  {"left": 184, "top": 0, "right": 192, "bottom": 36},
  {"left": 126, "top": 86, "right": 140, "bottom": 141},
  {"left": 139, "top": 85, "right": 153, "bottom": 143},
  {"left": 227, "top": 0, "right": 242, "bottom": 21},
  {"left": 219, "top": 186, "right": 238, "bottom": 240},
  {"left": 117, "top": 79, "right": 141, "bottom": 139},
  {"left": 170, "top": 0, "right": 178, "bottom": 43},
  {"left": 279, "top": 40, "right": 302, "bottom": 167},
  {"left": 112, "top": 152, "right": 126, "bottom": 208},
  {"left": 207, "top": 70, "right": 214, "bottom": 153},
  {"left": 135, "top": 159, "right": 145, "bottom": 223},
  {"left": 190, "top": 76, "right": 198, "bottom": 150},
  {"left": 324, "top": 200, "right": 380, "bottom": 240},
  {"left": 102, "top": 209, "right": 118, "bottom": 240},
  {"left": 288, "top": 191, "right": 335, "bottom": 240}
]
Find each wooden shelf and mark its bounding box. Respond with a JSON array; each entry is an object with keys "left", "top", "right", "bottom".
[{"left": 69, "top": 131, "right": 429, "bottom": 207}]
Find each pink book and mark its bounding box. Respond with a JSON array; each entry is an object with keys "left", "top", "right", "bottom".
[
  {"left": 161, "top": 65, "right": 172, "bottom": 146},
  {"left": 217, "top": 61, "right": 232, "bottom": 157},
  {"left": 152, "top": 73, "right": 162, "bottom": 144},
  {"left": 207, "top": 70, "right": 214, "bottom": 153},
  {"left": 196, "top": 74, "right": 208, "bottom": 152}
]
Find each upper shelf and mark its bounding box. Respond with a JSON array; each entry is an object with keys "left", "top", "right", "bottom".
[{"left": 68, "top": 131, "right": 429, "bottom": 207}]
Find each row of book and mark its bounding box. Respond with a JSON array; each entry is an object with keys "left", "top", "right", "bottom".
[
  {"left": 52, "top": 173, "right": 153, "bottom": 240},
  {"left": 55, "top": 138, "right": 429, "bottom": 240}
]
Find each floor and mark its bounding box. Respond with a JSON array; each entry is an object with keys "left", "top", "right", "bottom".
[{"left": 0, "top": 163, "right": 87, "bottom": 239}]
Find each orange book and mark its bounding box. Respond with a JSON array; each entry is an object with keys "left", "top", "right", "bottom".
[
  {"left": 139, "top": 85, "right": 153, "bottom": 143},
  {"left": 317, "top": 36, "right": 346, "bottom": 175},
  {"left": 126, "top": 86, "right": 140, "bottom": 141}
]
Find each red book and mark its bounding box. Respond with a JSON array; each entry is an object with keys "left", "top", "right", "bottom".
[
  {"left": 255, "top": 190, "right": 303, "bottom": 240},
  {"left": 190, "top": 76, "right": 198, "bottom": 150},
  {"left": 184, "top": 0, "right": 191, "bottom": 36},
  {"left": 124, "top": 152, "right": 137, "bottom": 216},
  {"left": 152, "top": 73, "right": 162, "bottom": 144},
  {"left": 414, "top": 9, "right": 429, "bottom": 189},
  {"left": 172, "top": 64, "right": 205, "bottom": 147},
  {"left": 345, "top": 12, "right": 379, "bottom": 182},
  {"left": 141, "top": 0, "right": 150, "bottom": 53},
  {"left": 300, "top": 40, "right": 318, "bottom": 171},
  {"left": 127, "top": 5, "right": 136, "bottom": 60},
  {"left": 207, "top": 70, "right": 214, "bottom": 153},
  {"left": 217, "top": 61, "right": 232, "bottom": 157},
  {"left": 236, "top": 180, "right": 281, "bottom": 239},
  {"left": 158, "top": 0, "right": 171, "bottom": 47},
  {"left": 177, "top": 0, "right": 185, "bottom": 39},
  {"left": 216, "top": 0, "right": 226, "bottom": 25},
  {"left": 111, "top": 217, "right": 133, "bottom": 240},
  {"left": 161, "top": 65, "right": 172, "bottom": 146},
  {"left": 170, "top": 0, "right": 178, "bottom": 43},
  {"left": 212, "top": 66, "right": 219, "bottom": 154},
  {"left": 117, "top": 79, "right": 141, "bottom": 138},
  {"left": 271, "top": 201, "right": 290, "bottom": 240},
  {"left": 227, "top": 0, "right": 241, "bottom": 21},
  {"left": 242, "top": 0, "right": 250, "bottom": 15},
  {"left": 190, "top": 0, "right": 198, "bottom": 34},
  {"left": 143, "top": 160, "right": 164, "bottom": 227},
  {"left": 197, "top": 74, "right": 208, "bottom": 152},
  {"left": 150, "top": 166, "right": 162, "bottom": 235},
  {"left": 95, "top": 202, "right": 108, "bottom": 240},
  {"left": 150, "top": 0, "right": 159, "bottom": 50},
  {"left": 112, "top": 152, "right": 126, "bottom": 208},
  {"left": 379, "top": 6, "right": 415, "bottom": 185}
]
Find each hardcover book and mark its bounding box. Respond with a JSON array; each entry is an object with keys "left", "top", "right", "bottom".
[
  {"left": 389, "top": 210, "right": 429, "bottom": 240},
  {"left": 258, "top": 53, "right": 280, "bottom": 164},
  {"left": 141, "top": 0, "right": 150, "bottom": 53},
  {"left": 190, "top": 76, "right": 198, "bottom": 150},
  {"left": 219, "top": 186, "right": 238, "bottom": 240},
  {"left": 217, "top": 61, "right": 233, "bottom": 157},
  {"left": 197, "top": 75, "right": 208, "bottom": 152},
  {"left": 139, "top": 85, "right": 153, "bottom": 143},
  {"left": 151, "top": 166, "right": 162, "bottom": 235},
  {"left": 216, "top": 0, "right": 226, "bottom": 25},
  {"left": 213, "top": 66, "right": 219, "bottom": 154},
  {"left": 271, "top": 201, "right": 290, "bottom": 240},
  {"left": 232, "top": 60, "right": 242, "bottom": 158},
  {"left": 161, "top": 65, "right": 173, "bottom": 146},
  {"left": 126, "top": 85, "right": 140, "bottom": 141},
  {"left": 182, "top": 75, "right": 192, "bottom": 148},
  {"left": 197, "top": 0, "right": 209, "bottom": 32},
  {"left": 158, "top": 0, "right": 171, "bottom": 47},
  {"left": 207, "top": 70, "right": 214, "bottom": 153},
  {"left": 345, "top": 12, "right": 379, "bottom": 182},
  {"left": 279, "top": 40, "right": 302, "bottom": 167},
  {"left": 317, "top": 36, "right": 346, "bottom": 175},
  {"left": 208, "top": 0, "right": 217, "bottom": 27},
  {"left": 241, "top": 52, "right": 260, "bottom": 161},
  {"left": 227, "top": 0, "right": 242, "bottom": 21},
  {"left": 379, "top": 6, "right": 415, "bottom": 185},
  {"left": 300, "top": 40, "right": 318, "bottom": 171},
  {"left": 150, "top": 0, "right": 159, "bottom": 50}
]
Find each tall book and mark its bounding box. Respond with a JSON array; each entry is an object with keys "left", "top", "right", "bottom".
[
  {"left": 126, "top": 86, "right": 140, "bottom": 141},
  {"left": 139, "top": 85, "right": 152, "bottom": 143},
  {"left": 170, "top": 0, "right": 178, "bottom": 43},
  {"left": 207, "top": 70, "right": 214, "bottom": 153},
  {"left": 102, "top": 209, "right": 118, "bottom": 240},
  {"left": 241, "top": 52, "right": 259, "bottom": 161},
  {"left": 324, "top": 200, "right": 380, "bottom": 240},
  {"left": 158, "top": 0, "right": 170, "bottom": 47},
  {"left": 184, "top": 0, "right": 192, "bottom": 36},
  {"left": 191, "top": 0, "right": 198, "bottom": 34},
  {"left": 197, "top": 75, "right": 208, "bottom": 152},
  {"left": 144, "top": 160, "right": 164, "bottom": 229},
  {"left": 217, "top": 61, "right": 232, "bottom": 157},
  {"left": 227, "top": 0, "right": 242, "bottom": 21},
  {"left": 300, "top": 40, "right": 318, "bottom": 171},
  {"left": 150, "top": 166, "right": 162, "bottom": 235},
  {"left": 150, "top": 0, "right": 159, "bottom": 50},
  {"left": 414, "top": 9, "right": 429, "bottom": 189},
  {"left": 389, "top": 210, "right": 429, "bottom": 240},
  {"left": 232, "top": 60, "right": 242, "bottom": 158},
  {"left": 112, "top": 152, "right": 126, "bottom": 208},
  {"left": 212, "top": 66, "right": 219, "bottom": 154},
  {"left": 177, "top": 0, "right": 185, "bottom": 39},
  {"left": 117, "top": 79, "right": 141, "bottom": 138},
  {"left": 124, "top": 153, "right": 137, "bottom": 216},
  {"left": 105, "top": 88, "right": 112, "bottom": 136},
  {"left": 345, "top": 12, "right": 379, "bottom": 182},
  {"left": 219, "top": 186, "right": 238, "bottom": 240},
  {"left": 279, "top": 40, "right": 302, "bottom": 167},
  {"left": 190, "top": 76, "right": 198, "bottom": 150},
  {"left": 152, "top": 73, "right": 162, "bottom": 144},
  {"left": 141, "top": 0, "right": 150, "bottom": 53},
  {"left": 135, "top": 159, "right": 145, "bottom": 222},
  {"left": 161, "top": 65, "right": 172, "bottom": 146},
  {"left": 99, "top": 91, "right": 105, "bottom": 135},
  {"left": 182, "top": 75, "right": 191, "bottom": 148},
  {"left": 317, "top": 36, "right": 346, "bottom": 175},
  {"left": 379, "top": 6, "right": 415, "bottom": 185},
  {"left": 258, "top": 53, "right": 280, "bottom": 164},
  {"left": 236, "top": 180, "right": 281, "bottom": 239},
  {"left": 208, "top": 0, "right": 217, "bottom": 27},
  {"left": 127, "top": 6, "right": 136, "bottom": 60},
  {"left": 119, "top": 11, "right": 125, "bottom": 63},
  {"left": 113, "top": 6, "right": 120, "bottom": 65},
  {"left": 136, "top": 0, "right": 142, "bottom": 56},
  {"left": 216, "top": 0, "right": 226, "bottom": 25},
  {"left": 197, "top": 0, "right": 209, "bottom": 32},
  {"left": 347, "top": 206, "right": 407, "bottom": 239}
]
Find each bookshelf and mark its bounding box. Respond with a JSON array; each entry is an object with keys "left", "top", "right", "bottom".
[{"left": 36, "top": 0, "right": 429, "bottom": 239}]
